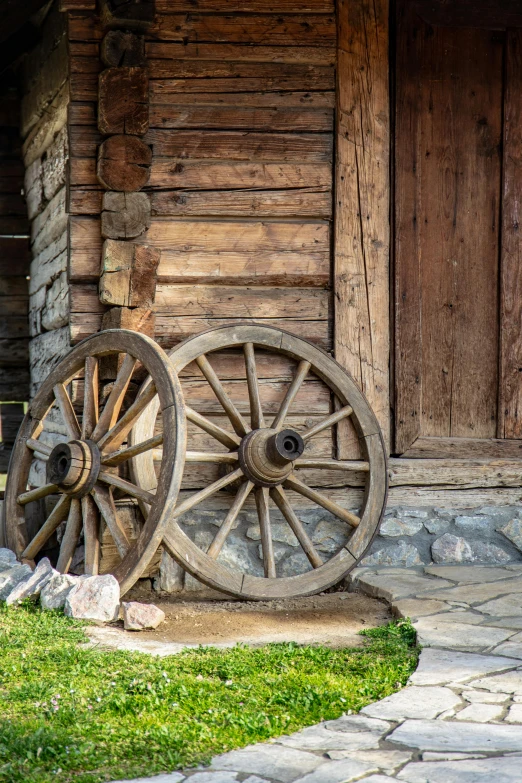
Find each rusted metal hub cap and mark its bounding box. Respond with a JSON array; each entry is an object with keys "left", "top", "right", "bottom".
[
  {"left": 46, "top": 439, "right": 101, "bottom": 498},
  {"left": 238, "top": 427, "right": 304, "bottom": 487}
]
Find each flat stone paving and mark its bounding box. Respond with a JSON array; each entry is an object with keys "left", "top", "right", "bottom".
[{"left": 113, "top": 565, "right": 522, "bottom": 783}]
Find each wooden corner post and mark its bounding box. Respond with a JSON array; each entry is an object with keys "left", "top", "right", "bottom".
[{"left": 334, "top": 0, "right": 390, "bottom": 451}]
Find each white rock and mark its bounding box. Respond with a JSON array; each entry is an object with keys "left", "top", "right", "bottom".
[
  {"left": 324, "top": 715, "right": 390, "bottom": 734},
  {"left": 211, "top": 744, "right": 325, "bottom": 783},
  {"left": 362, "top": 686, "right": 461, "bottom": 721},
  {"left": 276, "top": 724, "right": 381, "bottom": 752},
  {"left": 424, "top": 565, "right": 514, "bottom": 583},
  {"left": 154, "top": 550, "right": 184, "bottom": 593},
  {"left": 379, "top": 517, "right": 423, "bottom": 537},
  {"left": 361, "top": 541, "right": 423, "bottom": 568},
  {"left": 389, "top": 719, "right": 522, "bottom": 752},
  {"left": 490, "top": 642, "right": 522, "bottom": 659},
  {"left": 355, "top": 572, "right": 452, "bottom": 602},
  {"left": 398, "top": 756, "right": 522, "bottom": 782},
  {"left": 409, "top": 649, "right": 520, "bottom": 686},
  {"left": 505, "top": 704, "right": 522, "bottom": 723},
  {"left": 476, "top": 594, "right": 522, "bottom": 616},
  {"left": 64, "top": 575, "right": 120, "bottom": 623},
  {"left": 247, "top": 523, "right": 299, "bottom": 547},
  {"left": 360, "top": 777, "right": 402, "bottom": 783},
  {"left": 432, "top": 534, "right": 474, "bottom": 564},
  {"left": 185, "top": 773, "right": 239, "bottom": 783},
  {"left": 0, "top": 564, "right": 32, "bottom": 600},
  {"left": 425, "top": 611, "right": 483, "bottom": 625},
  {"left": 421, "top": 752, "right": 486, "bottom": 761},
  {"left": 455, "top": 703, "right": 504, "bottom": 722},
  {"left": 464, "top": 690, "right": 510, "bottom": 704},
  {"left": 40, "top": 573, "right": 79, "bottom": 610},
  {"left": 420, "top": 578, "right": 522, "bottom": 605},
  {"left": 5, "top": 558, "right": 56, "bottom": 605},
  {"left": 468, "top": 670, "right": 522, "bottom": 694},
  {"left": 122, "top": 602, "right": 165, "bottom": 631},
  {"left": 325, "top": 750, "right": 412, "bottom": 774},
  {"left": 0, "top": 548, "right": 17, "bottom": 569},
  {"left": 290, "top": 757, "right": 379, "bottom": 783},
  {"left": 413, "top": 618, "right": 513, "bottom": 650}
]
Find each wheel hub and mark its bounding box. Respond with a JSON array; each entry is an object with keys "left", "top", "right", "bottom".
[
  {"left": 46, "top": 439, "right": 101, "bottom": 498},
  {"left": 238, "top": 428, "right": 304, "bottom": 487}
]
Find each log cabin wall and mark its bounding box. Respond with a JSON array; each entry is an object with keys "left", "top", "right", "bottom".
[
  {"left": 0, "top": 83, "right": 30, "bottom": 475},
  {"left": 22, "top": 1, "right": 70, "bottom": 398},
  {"left": 67, "top": 2, "right": 336, "bottom": 350}
]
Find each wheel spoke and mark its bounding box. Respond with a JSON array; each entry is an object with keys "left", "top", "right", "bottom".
[
  {"left": 301, "top": 405, "right": 353, "bottom": 442},
  {"left": 186, "top": 451, "right": 238, "bottom": 464},
  {"left": 91, "top": 353, "right": 137, "bottom": 442},
  {"left": 17, "top": 483, "right": 58, "bottom": 506},
  {"left": 91, "top": 485, "right": 131, "bottom": 558},
  {"left": 271, "top": 360, "right": 311, "bottom": 431},
  {"left": 82, "top": 494, "right": 100, "bottom": 576},
  {"left": 173, "top": 467, "right": 244, "bottom": 519},
  {"left": 284, "top": 474, "right": 360, "bottom": 528},
  {"left": 97, "top": 471, "right": 156, "bottom": 506},
  {"left": 294, "top": 458, "right": 370, "bottom": 472},
  {"left": 97, "top": 381, "right": 157, "bottom": 453},
  {"left": 26, "top": 438, "right": 52, "bottom": 458},
  {"left": 256, "top": 487, "right": 276, "bottom": 578},
  {"left": 102, "top": 434, "right": 163, "bottom": 467},
  {"left": 21, "top": 494, "right": 71, "bottom": 560},
  {"left": 244, "top": 342, "right": 265, "bottom": 429},
  {"left": 53, "top": 383, "right": 81, "bottom": 440},
  {"left": 196, "top": 354, "right": 250, "bottom": 437},
  {"left": 187, "top": 406, "right": 240, "bottom": 449},
  {"left": 82, "top": 356, "right": 99, "bottom": 439},
  {"left": 270, "top": 486, "right": 323, "bottom": 568},
  {"left": 207, "top": 480, "right": 254, "bottom": 559},
  {"left": 56, "top": 498, "right": 83, "bottom": 574}
]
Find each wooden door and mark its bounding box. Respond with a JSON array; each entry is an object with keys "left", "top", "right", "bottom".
[{"left": 394, "top": 1, "right": 522, "bottom": 458}]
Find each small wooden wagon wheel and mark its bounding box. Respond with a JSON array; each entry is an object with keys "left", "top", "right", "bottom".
[
  {"left": 3, "top": 330, "right": 186, "bottom": 596},
  {"left": 131, "top": 324, "right": 387, "bottom": 600}
]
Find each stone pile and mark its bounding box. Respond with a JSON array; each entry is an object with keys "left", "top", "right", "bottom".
[{"left": 0, "top": 547, "right": 164, "bottom": 631}]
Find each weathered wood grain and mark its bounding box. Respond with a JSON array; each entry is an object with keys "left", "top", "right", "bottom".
[
  {"left": 403, "top": 436, "right": 522, "bottom": 460},
  {"left": 98, "top": 67, "right": 149, "bottom": 135},
  {"left": 145, "top": 130, "right": 333, "bottom": 160},
  {"left": 102, "top": 192, "right": 151, "bottom": 238},
  {"left": 150, "top": 189, "right": 331, "bottom": 219},
  {"left": 99, "top": 240, "right": 160, "bottom": 307},
  {"left": 100, "top": 0, "right": 155, "bottom": 32},
  {"left": 395, "top": 8, "right": 502, "bottom": 451},
  {"left": 146, "top": 41, "right": 336, "bottom": 65},
  {"left": 101, "top": 30, "right": 146, "bottom": 67},
  {"left": 148, "top": 63, "right": 335, "bottom": 86},
  {"left": 148, "top": 105, "right": 333, "bottom": 132},
  {"left": 150, "top": 161, "right": 332, "bottom": 190},
  {"left": 97, "top": 135, "right": 152, "bottom": 191},
  {"left": 499, "top": 29, "right": 522, "bottom": 439},
  {"left": 156, "top": 1, "right": 334, "bottom": 11},
  {"left": 335, "top": 0, "right": 390, "bottom": 452}
]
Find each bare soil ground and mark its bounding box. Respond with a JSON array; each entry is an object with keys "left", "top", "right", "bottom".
[{"left": 86, "top": 591, "right": 391, "bottom": 655}]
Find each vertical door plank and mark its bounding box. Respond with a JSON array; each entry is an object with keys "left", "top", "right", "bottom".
[
  {"left": 395, "top": 6, "right": 503, "bottom": 452},
  {"left": 334, "top": 0, "right": 390, "bottom": 451},
  {"left": 499, "top": 29, "right": 522, "bottom": 438}
]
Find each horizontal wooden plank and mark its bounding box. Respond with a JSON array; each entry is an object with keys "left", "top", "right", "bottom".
[
  {"left": 389, "top": 458, "right": 522, "bottom": 488},
  {"left": 70, "top": 158, "right": 332, "bottom": 190},
  {"left": 150, "top": 161, "right": 332, "bottom": 190},
  {"left": 0, "top": 368, "right": 29, "bottom": 402},
  {"left": 149, "top": 14, "right": 336, "bottom": 45},
  {"left": 151, "top": 189, "right": 332, "bottom": 218},
  {"left": 60, "top": 0, "right": 96, "bottom": 9},
  {"left": 403, "top": 436, "right": 522, "bottom": 459},
  {"left": 69, "top": 216, "right": 332, "bottom": 281},
  {"left": 68, "top": 101, "right": 96, "bottom": 125},
  {"left": 69, "top": 187, "right": 331, "bottom": 219},
  {"left": 149, "top": 63, "right": 335, "bottom": 86},
  {"left": 155, "top": 250, "right": 330, "bottom": 285},
  {"left": 72, "top": 282, "right": 329, "bottom": 319},
  {"left": 71, "top": 127, "right": 333, "bottom": 160},
  {"left": 156, "top": 1, "right": 334, "bottom": 12},
  {"left": 0, "top": 217, "right": 30, "bottom": 234},
  {"left": 151, "top": 91, "right": 335, "bottom": 108},
  {"left": 68, "top": 13, "right": 103, "bottom": 41},
  {"left": 0, "top": 338, "right": 29, "bottom": 365},
  {"left": 148, "top": 105, "right": 333, "bottom": 131},
  {"left": 70, "top": 313, "right": 330, "bottom": 349},
  {"left": 0, "top": 278, "right": 28, "bottom": 297},
  {"left": 146, "top": 42, "right": 336, "bottom": 65}
]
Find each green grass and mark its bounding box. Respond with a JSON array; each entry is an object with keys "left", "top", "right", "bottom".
[{"left": 0, "top": 604, "right": 418, "bottom": 783}]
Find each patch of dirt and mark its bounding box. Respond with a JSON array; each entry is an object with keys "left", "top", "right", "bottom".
[{"left": 87, "top": 592, "right": 391, "bottom": 655}]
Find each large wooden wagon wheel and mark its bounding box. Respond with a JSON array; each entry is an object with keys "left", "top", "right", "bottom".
[
  {"left": 131, "top": 324, "right": 387, "bottom": 599},
  {"left": 3, "top": 330, "right": 186, "bottom": 596}
]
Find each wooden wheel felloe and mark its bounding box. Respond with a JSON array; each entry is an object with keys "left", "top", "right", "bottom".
[
  {"left": 2, "top": 330, "right": 186, "bottom": 596},
  {"left": 131, "top": 324, "right": 387, "bottom": 600}
]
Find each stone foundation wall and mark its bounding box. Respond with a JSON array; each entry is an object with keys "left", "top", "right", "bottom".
[{"left": 150, "top": 503, "right": 522, "bottom": 596}]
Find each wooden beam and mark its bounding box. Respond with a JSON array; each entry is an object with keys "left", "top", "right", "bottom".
[
  {"left": 403, "top": 436, "right": 522, "bottom": 460},
  {"left": 499, "top": 29, "right": 522, "bottom": 438},
  {"left": 389, "top": 458, "right": 522, "bottom": 488},
  {"left": 334, "top": 0, "right": 390, "bottom": 449}
]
